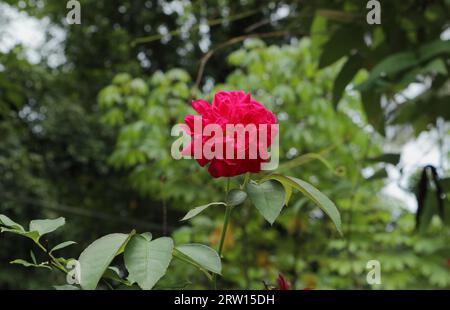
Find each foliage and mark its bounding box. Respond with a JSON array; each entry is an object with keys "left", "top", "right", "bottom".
[
  {"left": 309, "top": 0, "right": 450, "bottom": 136},
  {"left": 95, "top": 38, "right": 450, "bottom": 289},
  {"left": 0, "top": 214, "right": 221, "bottom": 290},
  {"left": 1, "top": 0, "right": 449, "bottom": 290}
]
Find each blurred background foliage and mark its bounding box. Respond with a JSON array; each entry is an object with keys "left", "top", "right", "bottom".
[{"left": 0, "top": 0, "right": 449, "bottom": 289}]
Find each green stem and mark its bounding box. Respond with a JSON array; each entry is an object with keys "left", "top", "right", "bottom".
[
  {"left": 241, "top": 172, "right": 251, "bottom": 190},
  {"left": 217, "top": 205, "right": 232, "bottom": 257},
  {"left": 36, "top": 242, "right": 67, "bottom": 274},
  {"left": 213, "top": 178, "right": 232, "bottom": 289},
  {"left": 225, "top": 177, "right": 231, "bottom": 194}
]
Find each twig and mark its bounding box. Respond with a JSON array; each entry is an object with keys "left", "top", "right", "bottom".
[
  {"left": 131, "top": 9, "right": 261, "bottom": 46},
  {"left": 191, "top": 30, "right": 292, "bottom": 98}
]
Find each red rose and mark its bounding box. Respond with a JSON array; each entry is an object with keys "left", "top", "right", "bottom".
[{"left": 183, "top": 91, "right": 277, "bottom": 178}]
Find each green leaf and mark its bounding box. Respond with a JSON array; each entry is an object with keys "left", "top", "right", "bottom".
[
  {"left": 247, "top": 180, "right": 286, "bottom": 225},
  {"left": 373, "top": 52, "right": 417, "bottom": 76},
  {"left": 262, "top": 175, "right": 342, "bottom": 235},
  {"left": 0, "top": 227, "right": 40, "bottom": 243},
  {"left": 112, "top": 73, "right": 132, "bottom": 85},
  {"left": 29, "top": 217, "right": 65, "bottom": 236},
  {"left": 124, "top": 236, "right": 174, "bottom": 290},
  {"left": 141, "top": 232, "right": 152, "bottom": 241},
  {"left": 181, "top": 202, "right": 226, "bottom": 221},
  {"left": 418, "top": 39, "right": 450, "bottom": 62},
  {"left": 332, "top": 54, "right": 363, "bottom": 109},
  {"left": 318, "top": 26, "right": 364, "bottom": 68},
  {"left": 358, "top": 51, "right": 417, "bottom": 91},
  {"left": 116, "top": 230, "right": 136, "bottom": 256},
  {"left": 50, "top": 241, "right": 77, "bottom": 254},
  {"left": 228, "top": 49, "right": 246, "bottom": 65},
  {"left": 310, "top": 15, "right": 328, "bottom": 56},
  {"left": 10, "top": 259, "right": 51, "bottom": 270},
  {"left": 166, "top": 68, "right": 191, "bottom": 82},
  {"left": 421, "top": 58, "right": 448, "bottom": 75},
  {"left": 98, "top": 85, "right": 121, "bottom": 108},
  {"left": 175, "top": 244, "right": 221, "bottom": 275},
  {"left": 0, "top": 214, "right": 25, "bottom": 231},
  {"left": 366, "top": 153, "right": 401, "bottom": 165},
  {"left": 361, "top": 90, "right": 384, "bottom": 135},
  {"left": 0, "top": 216, "right": 63, "bottom": 243},
  {"left": 398, "top": 58, "right": 448, "bottom": 86},
  {"left": 78, "top": 233, "right": 131, "bottom": 290},
  {"left": 226, "top": 189, "right": 247, "bottom": 207},
  {"left": 284, "top": 185, "right": 293, "bottom": 206},
  {"left": 130, "top": 78, "right": 148, "bottom": 96}
]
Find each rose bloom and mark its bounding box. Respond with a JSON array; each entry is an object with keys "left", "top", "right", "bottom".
[
  {"left": 183, "top": 91, "right": 277, "bottom": 178},
  {"left": 277, "top": 273, "right": 292, "bottom": 290}
]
